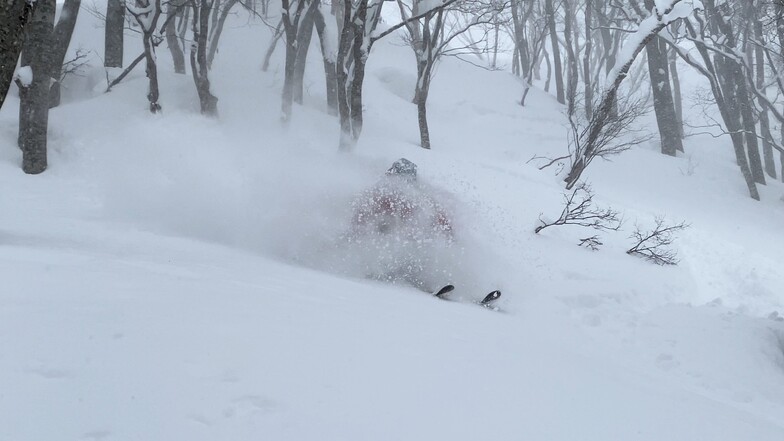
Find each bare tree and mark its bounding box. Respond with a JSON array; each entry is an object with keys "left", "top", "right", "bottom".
[
  {"left": 627, "top": 217, "right": 688, "bottom": 265},
  {"left": 396, "top": 0, "right": 503, "bottom": 149},
  {"left": 563, "top": 0, "right": 698, "bottom": 190},
  {"left": 535, "top": 182, "right": 622, "bottom": 234},
  {"left": 127, "top": 0, "right": 164, "bottom": 113}
]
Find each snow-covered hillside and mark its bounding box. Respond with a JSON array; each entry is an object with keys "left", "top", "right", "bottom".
[{"left": 1, "top": 4, "right": 784, "bottom": 440}]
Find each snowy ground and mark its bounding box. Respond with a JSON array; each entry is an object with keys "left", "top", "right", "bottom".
[{"left": 2, "top": 5, "right": 784, "bottom": 440}]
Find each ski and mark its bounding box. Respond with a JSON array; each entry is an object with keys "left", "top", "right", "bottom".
[
  {"left": 433, "top": 285, "right": 502, "bottom": 311},
  {"left": 480, "top": 290, "right": 501, "bottom": 305},
  {"left": 433, "top": 284, "right": 455, "bottom": 299}
]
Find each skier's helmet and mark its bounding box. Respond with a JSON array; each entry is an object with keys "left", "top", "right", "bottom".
[{"left": 386, "top": 158, "right": 417, "bottom": 180}]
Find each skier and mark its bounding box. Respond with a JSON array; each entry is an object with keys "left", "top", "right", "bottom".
[{"left": 346, "top": 158, "right": 501, "bottom": 306}]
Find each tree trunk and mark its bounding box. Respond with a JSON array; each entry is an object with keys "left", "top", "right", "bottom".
[
  {"left": 166, "top": 1, "right": 187, "bottom": 74},
  {"left": 667, "top": 42, "right": 684, "bottom": 140},
  {"left": 645, "top": 34, "right": 682, "bottom": 156},
  {"left": 583, "top": 0, "right": 593, "bottom": 119},
  {"left": 544, "top": 0, "right": 564, "bottom": 104},
  {"left": 562, "top": 0, "right": 578, "bottom": 115},
  {"left": 190, "top": 0, "right": 218, "bottom": 116},
  {"left": 48, "top": 0, "right": 80, "bottom": 108},
  {"left": 752, "top": 15, "right": 775, "bottom": 178},
  {"left": 18, "top": 0, "right": 56, "bottom": 174},
  {"left": 105, "top": 0, "right": 125, "bottom": 67},
  {"left": 0, "top": 0, "right": 36, "bottom": 111},
  {"left": 293, "top": 1, "right": 317, "bottom": 105},
  {"left": 261, "top": 20, "right": 283, "bottom": 72},
  {"left": 206, "top": 0, "right": 238, "bottom": 68},
  {"left": 416, "top": 86, "right": 430, "bottom": 149},
  {"left": 313, "top": 6, "right": 337, "bottom": 115}
]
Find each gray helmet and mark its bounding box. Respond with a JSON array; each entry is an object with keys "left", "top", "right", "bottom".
[{"left": 386, "top": 158, "right": 417, "bottom": 179}]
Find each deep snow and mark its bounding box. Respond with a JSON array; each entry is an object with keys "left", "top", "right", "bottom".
[{"left": 1, "top": 3, "right": 784, "bottom": 440}]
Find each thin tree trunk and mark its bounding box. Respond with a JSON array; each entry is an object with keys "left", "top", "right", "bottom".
[
  {"left": 753, "top": 16, "right": 775, "bottom": 178},
  {"left": 206, "top": 0, "right": 238, "bottom": 68},
  {"left": 668, "top": 43, "right": 684, "bottom": 140},
  {"left": 645, "top": 34, "right": 682, "bottom": 156},
  {"left": 545, "top": 0, "right": 564, "bottom": 104},
  {"left": 543, "top": 47, "right": 551, "bottom": 93},
  {"left": 18, "top": 0, "right": 56, "bottom": 174},
  {"left": 562, "top": 0, "right": 578, "bottom": 115},
  {"left": 190, "top": 0, "right": 218, "bottom": 116},
  {"left": 47, "top": 0, "right": 80, "bottom": 108},
  {"left": 583, "top": 0, "right": 593, "bottom": 119},
  {"left": 293, "top": 1, "right": 317, "bottom": 104},
  {"left": 166, "top": 1, "right": 186, "bottom": 74},
  {"left": 313, "top": 6, "right": 337, "bottom": 115},
  {"left": 105, "top": 0, "right": 124, "bottom": 67},
  {"left": 262, "top": 20, "right": 283, "bottom": 72}
]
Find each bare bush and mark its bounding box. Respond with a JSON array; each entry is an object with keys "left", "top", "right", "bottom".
[
  {"left": 563, "top": 95, "right": 652, "bottom": 189},
  {"left": 535, "top": 183, "right": 622, "bottom": 234},
  {"left": 578, "top": 235, "right": 603, "bottom": 250},
  {"left": 626, "top": 217, "right": 688, "bottom": 265}
]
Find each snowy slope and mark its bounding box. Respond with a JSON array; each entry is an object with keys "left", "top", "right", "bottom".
[{"left": 2, "top": 4, "right": 784, "bottom": 440}]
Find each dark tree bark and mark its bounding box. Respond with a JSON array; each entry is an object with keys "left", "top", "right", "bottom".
[
  {"left": 562, "top": 0, "right": 578, "bottom": 115},
  {"left": 17, "top": 0, "right": 56, "bottom": 174},
  {"left": 583, "top": 0, "right": 593, "bottom": 119},
  {"left": 190, "top": 0, "right": 218, "bottom": 116},
  {"left": 667, "top": 41, "right": 684, "bottom": 140},
  {"left": 48, "top": 0, "right": 81, "bottom": 108},
  {"left": 0, "top": 0, "right": 36, "bottom": 111},
  {"left": 544, "top": 0, "right": 564, "bottom": 104},
  {"left": 261, "top": 20, "right": 283, "bottom": 72},
  {"left": 292, "top": 0, "right": 317, "bottom": 104},
  {"left": 280, "top": 0, "right": 311, "bottom": 125},
  {"left": 105, "top": 0, "right": 125, "bottom": 68},
  {"left": 128, "top": 0, "right": 163, "bottom": 113},
  {"left": 166, "top": 0, "right": 187, "bottom": 74},
  {"left": 645, "top": 34, "right": 682, "bottom": 156},
  {"left": 313, "top": 6, "right": 337, "bottom": 114},
  {"left": 752, "top": 5, "right": 775, "bottom": 178},
  {"left": 206, "top": 0, "right": 239, "bottom": 68}
]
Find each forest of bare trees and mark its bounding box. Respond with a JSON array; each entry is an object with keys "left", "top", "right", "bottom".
[{"left": 4, "top": 0, "right": 784, "bottom": 201}]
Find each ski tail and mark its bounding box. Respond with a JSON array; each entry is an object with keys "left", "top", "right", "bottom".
[
  {"left": 434, "top": 284, "right": 455, "bottom": 298},
  {"left": 480, "top": 290, "right": 501, "bottom": 305}
]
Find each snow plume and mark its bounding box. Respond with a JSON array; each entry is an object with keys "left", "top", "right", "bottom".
[{"left": 91, "top": 113, "right": 490, "bottom": 293}]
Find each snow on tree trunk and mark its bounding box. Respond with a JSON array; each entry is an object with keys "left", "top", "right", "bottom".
[
  {"left": 127, "top": 0, "right": 163, "bottom": 113},
  {"left": 0, "top": 0, "right": 36, "bottom": 111},
  {"left": 564, "top": 0, "right": 701, "bottom": 190}
]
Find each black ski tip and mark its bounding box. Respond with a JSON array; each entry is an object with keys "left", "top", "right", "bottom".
[
  {"left": 480, "top": 290, "right": 501, "bottom": 304},
  {"left": 434, "top": 284, "right": 455, "bottom": 298}
]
